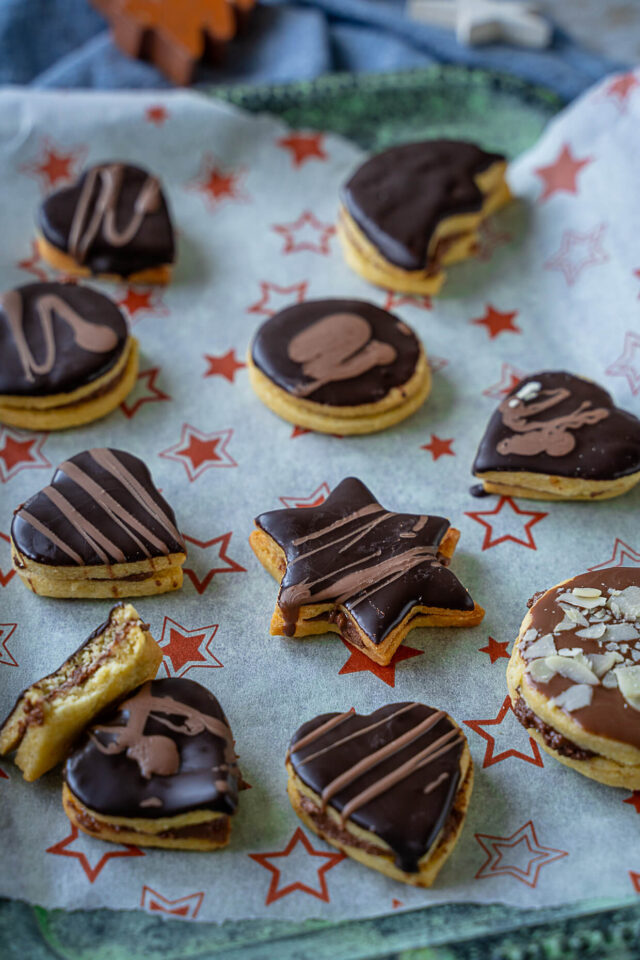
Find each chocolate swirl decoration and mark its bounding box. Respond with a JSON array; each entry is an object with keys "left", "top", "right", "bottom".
[
  {"left": 288, "top": 703, "right": 464, "bottom": 873},
  {"left": 0, "top": 282, "right": 127, "bottom": 397},
  {"left": 38, "top": 162, "right": 175, "bottom": 277},
  {"left": 255, "top": 477, "right": 475, "bottom": 645},
  {"left": 64, "top": 678, "right": 239, "bottom": 817},
  {"left": 11, "top": 448, "right": 185, "bottom": 567},
  {"left": 473, "top": 371, "right": 640, "bottom": 481},
  {"left": 251, "top": 299, "right": 421, "bottom": 406}
]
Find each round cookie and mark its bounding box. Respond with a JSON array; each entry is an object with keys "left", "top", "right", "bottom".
[
  {"left": 0, "top": 281, "right": 138, "bottom": 430},
  {"left": 36, "top": 162, "right": 175, "bottom": 284},
  {"left": 338, "top": 140, "right": 510, "bottom": 295},
  {"left": 248, "top": 298, "right": 431, "bottom": 434},
  {"left": 507, "top": 567, "right": 640, "bottom": 788},
  {"left": 63, "top": 678, "right": 241, "bottom": 850},
  {"left": 286, "top": 703, "right": 473, "bottom": 887}
]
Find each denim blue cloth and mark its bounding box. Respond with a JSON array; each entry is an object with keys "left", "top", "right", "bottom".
[{"left": 0, "top": 0, "right": 622, "bottom": 100}]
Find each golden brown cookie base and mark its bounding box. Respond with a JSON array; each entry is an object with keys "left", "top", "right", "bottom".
[
  {"left": 247, "top": 348, "right": 432, "bottom": 435},
  {"left": 0, "top": 338, "right": 139, "bottom": 431},
  {"left": 475, "top": 468, "right": 640, "bottom": 501},
  {"left": 62, "top": 785, "right": 231, "bottom": 850},
  {"left": 36, "top": 232, "right": 172, "bottom": 285},
  {"left": 285, "top": 743, "right": 473, "bottom": 886},
  {"left": 249, "top": 526, "right": 484, "bottom": 665},
  {"left": 0, "top": 603, "right": 161, "bottom": 781}
]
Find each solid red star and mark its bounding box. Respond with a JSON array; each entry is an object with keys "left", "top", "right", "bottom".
[
  {"left": 249, "top": 827, "right": 345, "bottom": 905},
  {"left": 203, "top": 349, "right": 245, "bottom": 383},
  {"left": 534, "top": 144, "right": 592, "bottom": 202},
  {"left": 272, "top": 210, "right": 336, "bottom": 255},
  {"left": 118, "top": 287, "right": 157, "bottom": 317},
  {"left": 421, "top": 434, "right": 455, "bottom": 461},
  {"left": 482, "top": 363, "right": 526, "bottom": 398},
  {"left": 475, "top": 821, "right": 567, "bottom": 887},
  {"left": 465, "top": 497, "right": 547, "bottom": 551},
  {"left": 248, "top": 280, "right": 308, "bottom": 318},
  {"left": 0, "top": 532, "right": 16, "bottom": 588},
  {"left": 624, "top": 792, "right": 640, "bottom": 814},
  {"left": 277, "top": 132, "right": 327, "bottom": 167},
  {"left": 145, "top": 105, "right": 168, "bottom": 125},
  {"left": 16, "top": 240, "right": 49, "bottom": 282},
  {"left": 0, "top": 624, "right": 18, "bottom": 667},
  {"left": 182, "top": 530, "right": 246, "bottom": 594},
  {"left": 391, "top": 898, "right": 404, "bottom": 909},
  {"left": 479, "top": 637, "right": 510, "bottom": 664},
  {"left": 158, "top": 617, "right": 221, "bottom": 678},
  {"left": 544, "top": 223, "right": 609, "bottom": 286},
  {"left": 470, "top": 305, "right": 520, "bottom": 339},
  {"left": 279, "top": 483, "right": 330, "bottom": 509},
  {"left": 605, "top": 71, "right": 640, "bottom": 108},
  {"left": 383, "top": 291, "right": 432, "bottom": 311},
  {"left": 140, "top": 886, "right": 204, "bottom": 918},
  {"left": 588, "top": 539, "right": 640, "bottom": 572},
  {"left": 605, "top": 331, "right": 640, "bottom": 396},
  {"left": 20, "top": 137, "right": 86, "bottom": 190},
  {"left": 630, "top": 871, "right": 640, "bottom": 893},
  {"left": 189, "top": 155, "right": 248, "bottom": 210},
  {"left": 291, "top": 425, "right": 312, "bottom": 439},
  {"left": 465, "top": 695, "right": 543, "bottom": 768},
  {"left": 120, "top": 368, "right": 171, "bottom": 419},
  {"left": 160, "top": 425, "right": 237, "bottom": 481},
  {"left": 0, "top": 766, "right": 8, "bottom": 780},
  {"left": 338, "top": 638, "right": 423, "bottom": 688},
  {"left": 0, "top": 428, "right": 50, "bottom": 483},
  {"left": 46, "top": 825, "right": 144, "bottom": 883}
]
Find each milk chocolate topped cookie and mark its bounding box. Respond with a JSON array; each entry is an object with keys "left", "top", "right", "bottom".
[
  {"left": 248, "top": 298, "right": 431, "bottom": 434},
  {"left": 37, "top": 162, "right": 175, "bottom": 283},
  {"left": 11, "top": 448, "right": 186, "bottom": 598},
  {"left": 250, "top": 477, "right": 484, "bottom": 665},
  {"left": 63, "top": 678, "right": 240, "bottom": 850},
  {"left": 507, "top": 568, "right": 640, "bottom": 788},
  {"left": 473, "top": 371, "right": 640, "bottom": 500},
  {"left": 286, "top": 703, "right": 473, "bottom": 885}
]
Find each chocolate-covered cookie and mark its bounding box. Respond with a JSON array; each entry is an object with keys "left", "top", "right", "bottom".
[
  {"left": 338, "top": 140, "right": 510, "bottom": 295},
  {"left": 63, "top": 678, "right": 240, "bottom": 850},
  {"left": 508, "top": 567, "right": 640, "bottom": 788},
  {"left": 472, "top": 371, "right": 640, "bottom": 500},
  {"left": 0, "top": 282, "right": 138, "bottom": 430},
  {"left": 250, "top": 477, "right": 484, "bottom": 665},
  {"left": 286, "top": 702, "right": 473, "bottom": 886},
  {"left": 37, "top": 162, "right": 175, "bottom": 283},
  {"left": 11, "top": 447, "right": 186, "bottom": 598},
  {"left": 248, "top": 298, "right": 431, "bottom": 434}
]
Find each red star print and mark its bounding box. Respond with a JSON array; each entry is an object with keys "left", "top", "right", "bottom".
[
  {"left": 117, "top": 286, "right": 167, "bottom": 321},
  {"left": 604, "top": 71, "right": 640, "bottom": 111},
  {"left": 479, "top": 637, "right": 510, "bottom": 664},
  {"left": 0, "top": 532, "right": 16, "bottom": 588},
  {"left": 534, "top": 144, "right": 592, "bottom": 202},
  {"left": 248, "top": 280, "right": 308, "bottom": 318},
  {"left": 0, "top": 428, "right": 50, "bottom": 483},
  {"left": 20, "top": 137, "right": 87, "bottom": 191},
  {"left": 465, "top": 497, "right": 547, "bottom": 551},
  {"left": 203, "top": 349, "right": 246, "bottom": 383},
  {"left": 391, "top": 899, "right": 404, "bottom": 909},
  {"left": 159, "top": 425, "right": 237, "bottom": 481},
  {"left": 120, "top": 368, "right": 171, "bottom": 419},
  {"left": 634, "top": 268, "right": 640, "bottom": 297},
  {"left": 46, "top": 825, "right": 144, "bottom": 883},
  {"left": 17, "top": 240, "right": 50, "bottom": 282},
  {"left": 279, "top": 483, "right": 330, "bottom": 509},
  {"left": 140, "top": 885, "right": 204, "bottom": 918},
  {"left": 0, "top": 624, "right": 18, "bottom": 667},
  {"left": 277, "top": 132, "right": 327, "bottom": 167},
  {"left": 338, "top": 638, "right": 424, "bottom": 688},
  {"left": 475, "top": 218, "right": 512, "bottom": 262},
  {"left": 182, "top": 531, "right": 246, "bottom": 594},
  {"left": 544, "top": 223, "right": 609, "bottom": 286},
  {"left": 588, "top": 539, "right": 640, "bottom": 571},
  {"left": 482, "top": 363, "right": 526, "bottom": 399},
  {"left": 158, "top": 617, "right": 221, "bottom": 678},
  {"left": 606, "top": 331, "right": 640, "bottom": 395},
  {"left": 421, "top": 434, "right": 455, "bottom": 461},
  {"left": 630, "top": 871, "right": 640, "bottom": 893},
  {"left": 465, "top": 695, "right": 543, "bottom": 768},
  {"left": 383, "top": 291, "right": 433, "bottom": 311},
  {"left": 145, "top": 105, "right": 168, "bottom": 125},
  {"left": 291, "top": 425, "right": 311, "bottom": 439},
  {"left": 624, "top": 793, "right": 640, "bottom": 814},
  {"left": 475, "top": 821, "right": 567, "bottom": 887},
  {"left": 188, "top": 155, "right": 249, "bottom": 211},
  {"left": 249, "top": 827, "right": 345, "bottom": 905},
  {"left": 471, "top": 305, "right": 520, "bottom": 340},
  {"left": 0, "top": 766, "right": 8, "bottom": 780},
  {"left": 272, "top": 211, "right": 336, "bottom": 256}
]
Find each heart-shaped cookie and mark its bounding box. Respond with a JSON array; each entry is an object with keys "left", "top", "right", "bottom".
[
  {"left": 11, "top": 447, "right": 186, "bottom": 598},
  {"left": 286, "top": 702, "right": 472, "bottom": 886},
  {"left": 472, "top": 371, "right": 640, "bottom": 500}
]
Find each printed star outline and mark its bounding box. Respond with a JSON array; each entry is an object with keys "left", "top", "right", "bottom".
[
  {"left": 120, "top": 368, "right": 171, "bottom": 419},
  {"left": 475, "top": 821, "right": 567, "bottom": 887},
  {"left": 0, "top": 624, "right": 18, "bottom": 667},
  {"left": 383, "top": 292, "right": 433, "bottom": 311},
  {"left": 140, "top": 885, "right": 204, "bottom": 917},
  {"left": 482, "top": 363, "right": 526, "bottom": 398},
  {"left": 338, "top": 638, "right": 423, "bottom": 687},
  {"left": 279, "top": 483, "right": 330, "bottom": 509},
  {"left": 182, "top": 531, "right": 246, "bottom": 594},
  {"left": 465, "top": 695, "right": 543, "bottom": 767},
  {"left": 187, "top": 154, "right": 249, "bottom": 211},
  {"left": 479, "top": 636, "right": 510, "bottom": 664},
  {"left": 588, "top": 539, "right": 640, "bottom": 571},
  {"left": 249, "top": 827, "right": 345, "bottom": 904},
  {"left": 20, "top": 136, "right": 88, "bottom": 190},
  {"left": 203, "top": 349, "right": 245, "bottom": 383},
  {"left": 544, "top": 223, "right": 609, "bottom": 286},
  {"left": 158, "top": 617, "right": 221, "bottom": 678},
  {"left": 46, "top": 825, "right": 144, "bottom": 883},
  {"left": 465, "top": 497, "right": 547, "bottom": 551},
  {"left": 272, "top": 211, "right": 336, "bottom": 255},
  {"left": 475, "top": 218, "right": 512, "bottom": 261},
  {"left": 534, "top": 144, "right": 592, "bottom": 202},
  {"left": 248, "top": 280, "right": 308, "bottom": 318},
  {"left": 159, "top": 425, "right": 237, "bottom": 480},
  {"left": 471, "top": 305, "right": 521, "bottom": 339},
  {"left": 277, "top": 132, "right": 327, "bottom": 167},
  {"left": 0, "top": 532, "right": 16, "bottom": 588},
  {"left": 0, "top": 428, "right": 50, "bottom": 483},
  {"left": 605, "top": 331, "right": 640, "bottom": 395},
  {"left": 421, "top": 435, "right": 455, "bottom": 461}
]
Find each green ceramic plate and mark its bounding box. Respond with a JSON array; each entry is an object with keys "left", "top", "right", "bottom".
[{"left": 5, "top": 66, "right": 638, "bottom": 960}]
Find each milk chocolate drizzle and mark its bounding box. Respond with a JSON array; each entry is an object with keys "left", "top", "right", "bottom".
[{"left": 497, "top": 387, "right": 609, "bottom": 457}]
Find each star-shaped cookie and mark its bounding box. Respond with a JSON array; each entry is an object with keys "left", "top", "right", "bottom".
[{"left": 250, "top": 477, "right": 484, "bottom": 665}]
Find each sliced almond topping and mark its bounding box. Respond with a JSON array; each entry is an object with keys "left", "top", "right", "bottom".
[
  {"left": 528, "top": 658, "right": 556, "bottom": 683},
  {"left": 588, "top": 652, "right": 624, "bottom": 678},
  {"left": 602, "top": 671, "right": 619, "bottom": 688},
  {"left": 544, "top": 654, "right": 599, "bottom": 685},
  {"left": 557, "top": 592, "right": 607, "bottom": 611},
  {"left": 522, "top": 633, "right": 556, "bottom": 660},
  {"left": 575, "top": 623, "right": 607, "bottom": 639},
  {"left": 612, "top": 586, "right": 640, "bottom": 620},
  {"left": 614, "top": 665, "right": 640, "bottom": 711},
  {"left": 552, "top": 684, "right": 593, "bottom": 712},
  {"left": 572, "top": 587, "right": 602, "bottom": 599}
]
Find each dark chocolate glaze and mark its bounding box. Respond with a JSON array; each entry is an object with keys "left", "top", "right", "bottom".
[
  {"left": 251, "top": 299, "right": 421, "bottom": 407},
  {"left": 473, "top": 371, "right": 640, "bottom": 481},
  {"left": 288, "top": 703, "right": 464, "bottom": 873},
  {"left": 342, "top": 140, "right": 504, "bottom": 271},
  {"left": 255, "top": 477, "right": 475, "bottom": 645},
  {"left": 0, "top": 282, "right": 127, "bottom": 397},
  {"left": 525, "top": 567, "right": 640, "bottom": 749},
  {"left": 11, "top": 448, "right": 185, "bottom": 566},
  {"left": 38, "top": 162, "right": 175, "bottom": 277},
  {"left": 65, "top": 678, "right": 239, "bottom": 818}
]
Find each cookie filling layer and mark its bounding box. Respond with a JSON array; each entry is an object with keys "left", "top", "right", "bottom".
[
  {"left": 68, "top": 797, "right": 230, "bottom": 842},
  {"left": 512, "top": 695, "right": 596, "bottom": 761}
]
